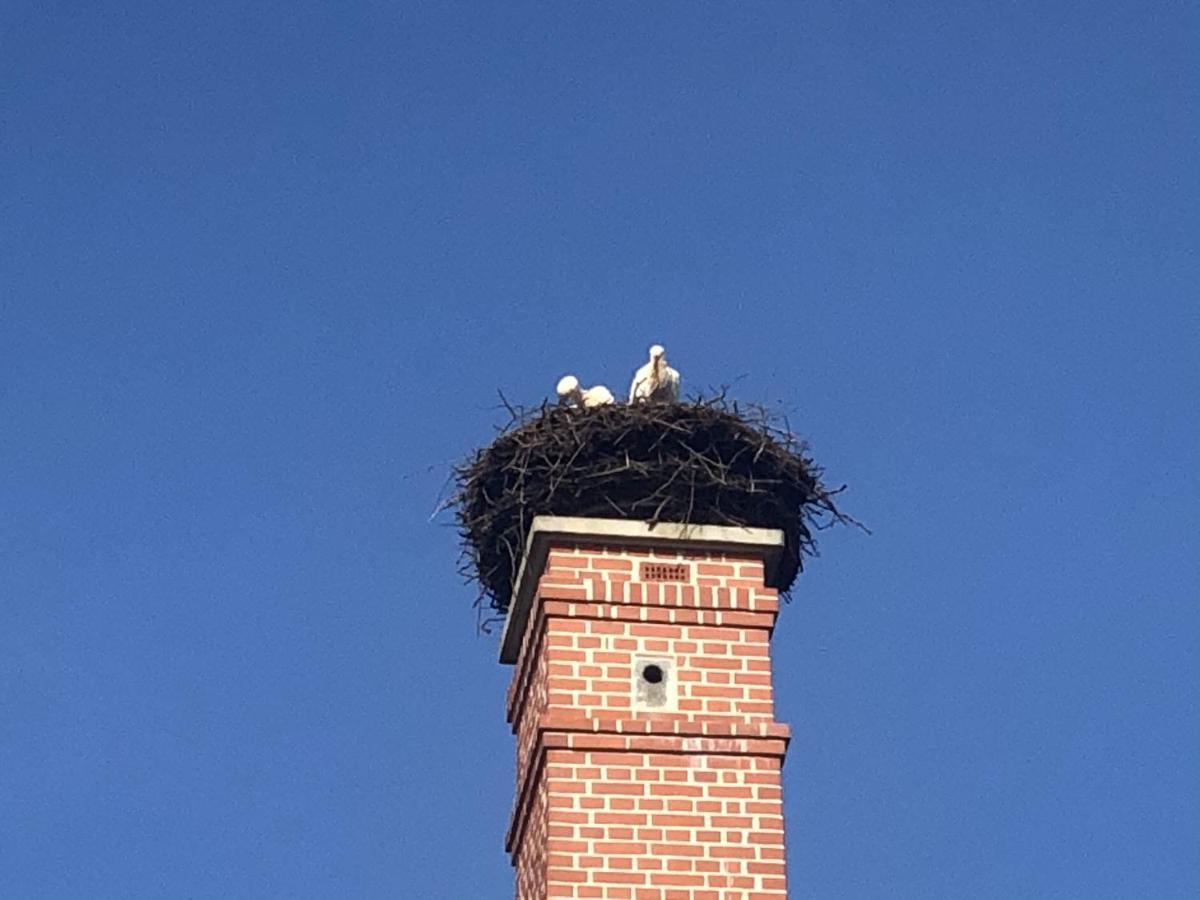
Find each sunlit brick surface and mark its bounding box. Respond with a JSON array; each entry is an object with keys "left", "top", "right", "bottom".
[{"left": 505, "top": 540, "right": 790, "bottom": 899}]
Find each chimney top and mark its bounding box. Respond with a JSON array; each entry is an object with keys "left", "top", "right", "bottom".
[{"left": 498, "top": 514, "right": 785, "bottom": 663}]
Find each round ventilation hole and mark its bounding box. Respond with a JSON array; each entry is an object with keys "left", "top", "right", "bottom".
[{"left": 641, "top": 664, "right": 664, "bottom": 684}]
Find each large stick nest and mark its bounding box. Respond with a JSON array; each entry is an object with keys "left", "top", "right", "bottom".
[{"left": 452, "top": 395, "right": 855, "bottom": 615}]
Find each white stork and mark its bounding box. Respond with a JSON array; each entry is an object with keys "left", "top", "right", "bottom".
[
  {"left": 556, "top": 375, "right": 615, "bottom": 409},
  {"left": 628, "top": 344, "right": 680, "bottom": 403}
]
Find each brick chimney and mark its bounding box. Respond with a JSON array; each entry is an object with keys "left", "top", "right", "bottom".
[{"left": 501, "top": 516, "right": 791, "bottom": 898}]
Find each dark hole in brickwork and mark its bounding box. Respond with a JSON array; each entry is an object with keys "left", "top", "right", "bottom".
[
  {"left": 640, "top": 562, "right": 690, "bottom": 583},
  {"left": 641, "top": 664, "right": 664, "bottom": 684}
]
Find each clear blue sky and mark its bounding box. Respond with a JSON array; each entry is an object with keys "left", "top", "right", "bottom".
[{"left": 2, "top": 2, "right": 1196, "bottom": 897}]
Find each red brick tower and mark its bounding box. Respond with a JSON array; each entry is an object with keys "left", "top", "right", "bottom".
[{"left": 501, "top": 516, "right": 791, "bottom": 899}]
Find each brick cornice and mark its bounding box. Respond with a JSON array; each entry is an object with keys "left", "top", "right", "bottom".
[{"left": 499, "top": 518, "right": 786, "bottom": 663}]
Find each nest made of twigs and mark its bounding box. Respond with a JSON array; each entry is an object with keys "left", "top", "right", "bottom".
[{"left": 451, "top": 394, "right": 855, "bottom": 616}]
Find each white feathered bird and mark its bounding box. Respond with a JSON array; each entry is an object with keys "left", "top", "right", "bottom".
[
  {"left": 628, "top": 344, "right": 680, "bottom": 403},
  {"left": 556, "top": 375, "right": 615, "bottom": 409}
]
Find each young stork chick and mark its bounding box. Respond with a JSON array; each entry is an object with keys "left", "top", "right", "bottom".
[
  {"left": 628, "top": 344, "right": 681, "bottom": 403},
  {"left": 556, "top": 375, "right": 615, "bottom": 409}
]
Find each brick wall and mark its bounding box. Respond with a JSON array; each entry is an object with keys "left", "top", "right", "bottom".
[{"left": 504, "top": 537, "right": 791, "bottom": 899}]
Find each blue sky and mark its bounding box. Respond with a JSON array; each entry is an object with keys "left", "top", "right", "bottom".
[{"left": 1, "top": 2, "right": 1196, "bottom": 897}]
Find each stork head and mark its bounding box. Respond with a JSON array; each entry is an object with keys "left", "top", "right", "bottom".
[
  {"left": 649, "top": 344, "right": 666, "bottom": 360},
  {"left": 556, "top": 375, "right": 581, "bottom": 400}
]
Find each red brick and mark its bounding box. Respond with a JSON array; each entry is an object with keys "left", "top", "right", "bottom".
[{"left": 506, "top": 536, "right": 790, "bottom": 898}]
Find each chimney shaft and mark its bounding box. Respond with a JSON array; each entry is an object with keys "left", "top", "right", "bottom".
[{"left": 502, "top": 517, "right": 791, "bottom": 898}]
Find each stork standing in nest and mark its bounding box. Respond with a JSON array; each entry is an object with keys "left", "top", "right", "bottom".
[{"left": 628, "top": 344, "right": 680, "bottom": 403}]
